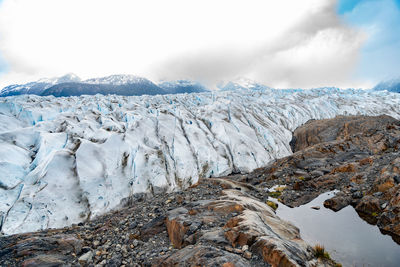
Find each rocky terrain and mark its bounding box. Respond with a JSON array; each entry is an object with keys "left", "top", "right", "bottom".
[
  {"left": 1, "top": 114, "right": 399, "bottom": 266},
  {"left": 242, "top": 115, "right": 400, "bottom": 244},
  {"left": 0, "top": 177, "right": 337, "bottom": 267}
]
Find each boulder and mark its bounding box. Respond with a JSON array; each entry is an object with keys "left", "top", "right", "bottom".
[{"left": 324, "top": 193, "right": 352, "bottom": 211}]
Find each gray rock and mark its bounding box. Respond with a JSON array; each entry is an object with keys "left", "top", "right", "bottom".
[
  {"left": 79, "top": 250, "right": 94, "bottom": 264},
  {"left": 373, "top": 192, "right": 383, "bottom": 197},
  {"left": 352, "top": 191, "right": 363, "bottom": 199},
  {"left": 310, "top": 170, "right": 324, "bottom": 177},
  {"left": 200, "top": 230, "right": 229, "bottom": 245},
  {"left": 294, "top": 170, "right": 308, "bottom": 176},
  {"left": 324, "top": 194, "right": 352, "bottom": 211}
]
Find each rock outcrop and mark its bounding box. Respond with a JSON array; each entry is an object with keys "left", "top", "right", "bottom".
[
  {"left": 159, "top": 187, "right": 323, "bottom": 267},
  {"left": 244, "top": 115, "right": 400, "bottom": 243}
]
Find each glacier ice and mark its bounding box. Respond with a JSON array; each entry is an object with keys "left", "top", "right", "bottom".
[{"left": 0, "top": 87, "right": 400, "bottom": 235}]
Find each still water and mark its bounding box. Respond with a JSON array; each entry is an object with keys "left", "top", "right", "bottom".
[{"left": 273, "top": 191, "right": 400, "bottom": 267}]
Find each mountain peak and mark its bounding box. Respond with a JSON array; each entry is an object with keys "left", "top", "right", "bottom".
[
  {"left": 373, "top": 78, "right": 400, "bottom": 93},
  {"left": 218, "top": 77, "right": 271, "bottom": 91},
  {"left": 158, "top": 79, "right": 209, "bottom": 94},
  {"left": 36, "top": 73, "right": 81, "bottom": 84},
  {"left": 83, "top": 74, "right": 150, "bottom": 85}
]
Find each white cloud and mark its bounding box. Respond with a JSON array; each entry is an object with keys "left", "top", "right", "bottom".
[{"left": 0, "top": 0, "right": 367, "bottom": 88}]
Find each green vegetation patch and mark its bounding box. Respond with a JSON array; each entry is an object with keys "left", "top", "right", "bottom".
[
  {"left": 266, "top": 201, "right": 278, "bottom": 210},
  {"left": 268, "top": 191, "right": 282, "bottom": 198}
]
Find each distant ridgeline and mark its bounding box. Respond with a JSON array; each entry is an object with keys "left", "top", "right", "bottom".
[
  {"left": 373, "top": 78, "right": 400, "bottom": 93},
  {"left": 0, "top": 74, "right": 209, "bottom": 97},
  {"left": 3, "top": 74, "right": 400, "bottom": 98}
]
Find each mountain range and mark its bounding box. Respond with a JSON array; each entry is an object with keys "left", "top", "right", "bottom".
[
  {"left": 2, "top": 74, "right": 400, "bottom": 98},
  {"left": 0, "top": 74, "right": 210, "bottom": 97}
]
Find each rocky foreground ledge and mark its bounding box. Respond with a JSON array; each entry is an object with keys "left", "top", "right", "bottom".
[
  {"left": 0, "top": 177, "right": 336, "bottom": 267},
  {"left": 1, "top": 114, "right": 399, "bottom": 266}
]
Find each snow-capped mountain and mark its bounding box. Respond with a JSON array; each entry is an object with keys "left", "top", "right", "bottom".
[
  {"left": 40, "top": 82, "right": 164, "bottom": 97},
  {"left": 218, "top": 77, "right": 271, "bottom": 91},
  {"left": 373, "top": 78, "right": 400, "bottom": 93},
  {"left": 0, "top": 73, "right": 81, "bottom": 97},
  {"left": 158, "top": 80, "right": 209, "bottom": 94},
  {"left": 0, "top": 74, "right": 210, "bottom": 97},
  {"left": 83, "top": 74, "right": 153, "bottom": 85},
  {"left": 1, "top": 87, "right": 400, "bottom": 235}
]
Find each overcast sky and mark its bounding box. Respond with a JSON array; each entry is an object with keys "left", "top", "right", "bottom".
[{"left": 0, "top": 0, "right": 399, "bottom": 89}]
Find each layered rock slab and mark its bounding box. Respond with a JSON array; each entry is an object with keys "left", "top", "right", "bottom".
[{"left": 158, "top": 182, "right": 334, "bottom": 267}]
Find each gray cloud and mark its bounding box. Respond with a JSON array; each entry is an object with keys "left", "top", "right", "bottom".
[
  {"left": 153, "top": 1, "right": 365, "bottom": 88},
  {"left": 0, "top": 0, "right": 367, "bottom": 89}
]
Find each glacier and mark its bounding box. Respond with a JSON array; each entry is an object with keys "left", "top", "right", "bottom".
[{"left": 0, "top": 87, "right": 400, "bottom": 235}]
